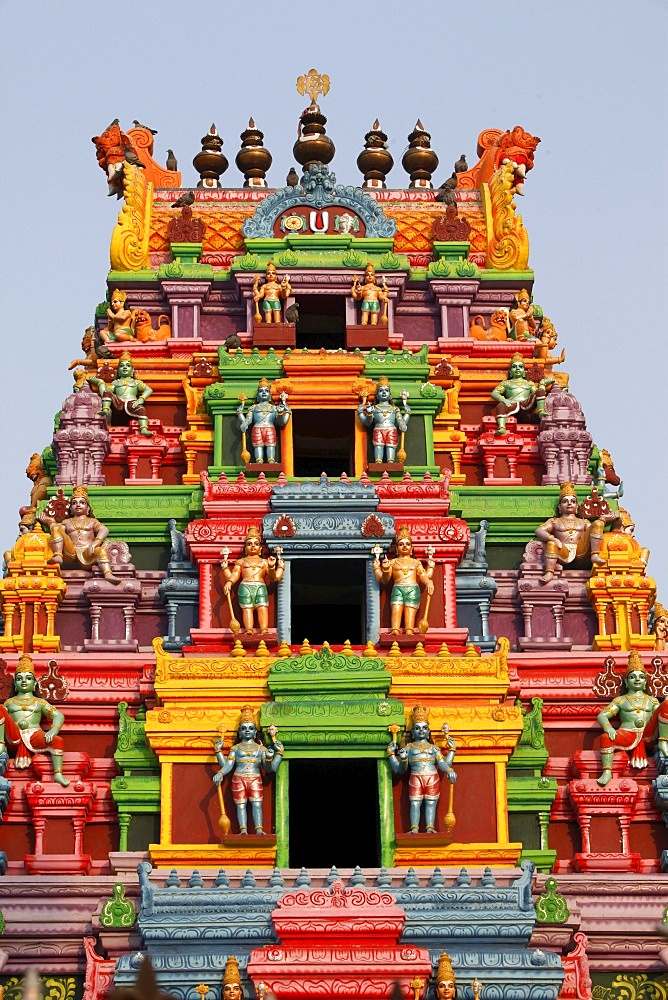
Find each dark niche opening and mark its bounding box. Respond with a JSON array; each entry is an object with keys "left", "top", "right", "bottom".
[
  {"left": 292, "top": 409, "right": 355, "bottom": 479},
  {"left": 290, "top": 557, "right": 365, "bottom": 646},
  {"left": 295, "top": 295, "right": 346, "bottom": 350},
  {"left": 288, "top": 758, "right": 380, "bottom": 868}
]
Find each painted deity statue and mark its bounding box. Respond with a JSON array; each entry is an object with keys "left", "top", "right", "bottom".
[
  {"left": 491, "top": 353, "right": 553, "bottom": 436},
  {"left": 535, "top": 482, "right": 615, "bottom": 583},
  {"left": 597, "top": 506, "right": 650, "bottom": 567},
  {"left": 89, "top": 351, "right": 153, "bottom": 438},
  {"left": 595, "top": 448, "right": 624, "bottom": 501},
  {"left": 212, "top": 705, "right": 283, "bottom": 835},
  {"left": 653, "top": 601, "right": 668, "bottom": 652},
  {"left": 374, "top": 525, "right": 434, "bottom": 634},
  {"left": 596, "top": 651, "right": 659, "bottom": 787},
  {"left": 100, "top": 289, "right": 136, "bottom": 343},
  {"left": 387, "top": 704, "right": 456, "bottom": 834},
  {"left": 433, "top": 953, "right": 457, "bottom": 1000},
  {"left": 24, "top": 453, "right": 52, "bottom": 514},
  {"left": 252, "top": 262, "right": 291, "bottom": 324},
  {"left": 40, "top": 484, "right": 121, "bottom": 584},
  {"left": 237, "top": 379, "right": 291, "bottom": 464},
  {"left": 4, "top": 654, "right": 69, "bottom": 786},
  {"left": 221, "top": 526, "right": 284, "bottom": 634},
  {"left": 358, "top": 376, "right": 410, "bottom": 464},
  {"left": 351, "top": 263, "right": 389, "bottom": 325},
  {"left": 508, "top": 288, "right": 537, "bottom": 340},
  {"left": 222, "top": 957, "right": 243, "bottom": 1000}
]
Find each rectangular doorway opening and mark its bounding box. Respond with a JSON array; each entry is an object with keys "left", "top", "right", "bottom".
[
  {"left": 288, "top": 758, "right": 380, "bottom": 868},
  {"left": 291, "top": 558, "right": 365, "bottom": 646},
  {"left": 295, "top": 295, "right": 346, "bottom": 350},
  {"left": 293, "top": 409, "right": 355, "bottom": 479}
]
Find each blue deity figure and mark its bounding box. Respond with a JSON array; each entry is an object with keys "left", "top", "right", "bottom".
[
  {"left": 213, "top": 706, "right": 283, "bottom": 835},
  {"left": 387, "top": 704, "right": 456, "bottom": 834},
  {"left": 237, "top": 379, "right": 291, "bottom": 464},
  {"left": 357, "top": 376, "right": 410, "bottom": 464}
]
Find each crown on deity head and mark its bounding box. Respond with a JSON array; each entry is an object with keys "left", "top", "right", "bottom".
[
  {"left": 258, "top": 378, "right": 270, "bottom": 388},
  {"left": 436, "top": 953, "right": 456, "bottom": 984},
  {"left": 365, "top": 262, "right": 376, "bottom": 273},
  {"left": 72, "top": 485, "right": 89, "bottom": 500},
  {"left": 616, "top": 506, "right": 634, "bottom": 528},
  {"left": 239, "top": 705, "right": 257, "bottom": 727},
  {"left": 119, "top": 351, "right": 133, "bottom": 364},
  {"left": 411, "top": 704, "right": 429, "bottom": 726},
  {"left": 510, "top": 352, "right": 524, "bottom": 364},
  {"left": 266, "top": 261, "right": 277, "bottom": 273},
  {"left": 516, "top": 288, "right": 530, "bottom": 302},
  {"left": 559, "top": 482, "right": 577, "bottom": 500},
  {"left": 245, "top": 525, "right": 262, "bottom": 541},
  {"left": 111, "top": 288, "right": 127, "bottom": 301},
  {"left": 654, "top": 601, "right": 668, "bottom": 621},
  {"left": 223, "top": 956, "right": 242, "bottom": 988},
  {"left": 377, "top": 376, "right": 390, "bottom": 388},
  {"left": 396, "top": 524, "right": 412, "bottom": 544},
  {"left": 625, "top": 649, "right": 646, "bottom": 677},
  {"left": 17, "top": 653, "right": 36, "bottom": 676}
]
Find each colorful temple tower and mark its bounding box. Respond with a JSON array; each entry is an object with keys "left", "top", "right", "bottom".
[{"left": 0, "top": 72, "right": 667, "bottom": 1000}]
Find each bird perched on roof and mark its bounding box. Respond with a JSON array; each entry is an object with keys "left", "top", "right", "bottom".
[
  {"left": 133, "top": 120, "right": 158, "bottom": 135},
  {"left": 124, "top": 147, "right": 146, "bottom": 168},
  {"left": 171, "top": 190, "right": 195, "bottom": 209},
  {"left": 286, "top": 167, "right": 300, "bottom": 187},
  {"left": 104, "top": 118, "right": 120, "bottom": 131},
  {"left": 454, "top": 154, "right": 468, "bottom": 173},
  {"left": 166, "top": 149, "right": 178, "bottom": 172},
  {"left": 434, "top": 175, "right": 457, "bottom": 205},
  {"left": 224, "top": 333, "right": 242, "bottom": 351},
  {"left": 285, "top": 303, "right": 299, "bottom": 325}
]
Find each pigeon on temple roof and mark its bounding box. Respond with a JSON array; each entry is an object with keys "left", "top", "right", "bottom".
[
  {"left": 454, "top": 154, "right": 468, "bottom": 173},
  {"left": 286, "top": 166, "right": 300, "bottom": 187},
  {"left": 434, "top": 175, "right": 457, "bottom": 204},
  {"left": 166, "top": 149, "right": 178, "bottom": 171},
  {"left": 171, "top": 190, "right": 195, "bottom": 209},
  {"left": 124, "top": 147, "right": 146, "bottom": 168},
  {"left": 133, "top": 120, "right": 158, "bottom": 135},
  {"left": 285, "top": 302, "right": 299, "bottom": 325},
  {"left": 104, "top": 118, "right": 119, "bottom": 131},
  {"left": 224, "top": 333, "right": 242, "bottom": 351}
]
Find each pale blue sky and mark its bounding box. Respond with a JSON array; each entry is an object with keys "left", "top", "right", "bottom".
[{"left": 1, "top": 0, "right": 666, "bottom": 597}]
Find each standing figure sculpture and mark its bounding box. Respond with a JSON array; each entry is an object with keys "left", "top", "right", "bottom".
[
  {"left": 89, "top": 351, "right": 153, "bottom": 438},
  {"left": 24, "top": 453, "right": 52, "bottom": 514},
  {"left": 387, "top": 704, "right": 456, "bottom": 833},
  {"left": 374, "top": 525, "right": 434, "bottom": 635},
  {"left": 351, "top": 263, "right": 389, "bottom": 325},
  {"left": 491, "top": 353, "right": 553, "bottom": 436},
  {"left": 212, "top": 705, "right": 283, "bottom": 835},
  {"left": 596, "top": 651, "right": 659, "bottom": 786},
  {"left": 237, "top": 379, "right": 291, "bottom": 465},
  {"left": 4, "top": 654, "right": 69, "bottom": 786},
  {"left": 40, "top": 484, "right": 121, "bottom": 584},
  {"left": 100, "top": 289, "right": 136, "bottom": 343},
  {"left": 221, "top": 526, "right": 284, "bottom": 634},
  {"left": 535, "top": 482, "right": 615, "bottom": 583},
  {"left": 252, "top": 262, "right": 291, "bottom": 324},
  {"left": 653, "top": 602, "right": 668, "bottom": 652},
  {"left": 358, "top": 377, "right": 410, "bottom": 465}
]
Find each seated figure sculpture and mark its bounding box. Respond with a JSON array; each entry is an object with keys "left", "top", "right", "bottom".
[
  {"left": 221, "top": 526, "right": 284, "bottom": 634},
  {"left": 237, "top": 379, "right": 291, "bottom": 464},
  {"left": 100, "top": 289, "right": 136, "bottom": 343},
  {"left": 373, "top": 525, "right": 434, "bottom": 634},
  {"left": 596, "top": 651, "right": 659, "bottom": 786},
  {"left": 89, "top": 351, "right": 153, "bottom": 438},
  {"left": 358, "top": 376, "right": 410, "bottom": 465},
  {"left": 653, "top": 602, "right": 668, "bottom": 652},
  {"left": 491, "top": 353, "right": 553, "bottom": 436},
  {"left": 252, "top": 262, "right": 291, "bottom": 324},
  {"left": 535, "top": 482, "right": 615, "bottom": 583},
  {"left": 4, "top": 653, "right": 69, "bottom": 786},
  {"left": 508, "top": 288, "right": 537, "bottom": 340},
  {"left": 387, "top": 704, "right": 456, "bottom": 833},
  {"left": 351, "top": 263, "right": 389, "bottom": 325},
  {"left": 212, "top": 705, "right": 283, "bottom": 835},
  {"left": 40, "top": 484, "right": 121, "bottom": 584}
]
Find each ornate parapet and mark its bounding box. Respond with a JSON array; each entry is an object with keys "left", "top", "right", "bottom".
[
  {"left": 587, "top": 532, "right": 656, "bottom": 652},
  {"left": 0, "top": 525, "right": 66, "bottom": 653},
  {"left": 455, "top": 519, "right": 498, "bottom": 652},
  {"left": 248, "top": 881, "right": 432, "bottom": 999},
  {"left": 53, "top": 386, "right": 110, "bottom": 487},
  {"left": 482, "top": 162, "right": 530, "bottom": 271},
  {"left": 537, "top": 390, "right": 593, "bottom": 486}
]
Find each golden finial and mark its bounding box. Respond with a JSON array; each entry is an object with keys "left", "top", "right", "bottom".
[
  {"left": 195, "top": 986, "right": 209, "bottom": 1000},
  {"left": 296, "top": 68, "right": 331, "bottom": 105}
]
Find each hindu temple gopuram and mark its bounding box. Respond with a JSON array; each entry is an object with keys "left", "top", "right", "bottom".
[{"left": 1, "top": 70, "right": 667, "bottom": 1000}]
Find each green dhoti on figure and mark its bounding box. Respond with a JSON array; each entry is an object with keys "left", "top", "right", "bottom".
[
  {"left": 238, "top": 582, "right": 269, "bottom": 608},
  {"left": 390, "top": 584, "right": 421, "bottom": 608}
]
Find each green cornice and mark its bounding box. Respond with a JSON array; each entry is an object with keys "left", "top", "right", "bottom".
[
  {"left": 44, "top": 486, "right": 202, "bottom": 543},
  {"left": 479, "top": 269, "right": 535, "bottom": 283},
  {"left": 362, "top": 344, "right": 431, "bottom": 381}
]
